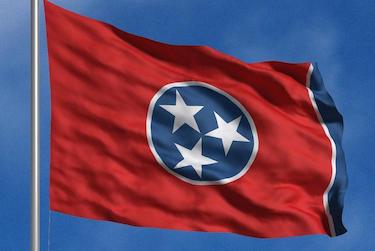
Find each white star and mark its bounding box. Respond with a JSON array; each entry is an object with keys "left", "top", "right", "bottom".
[
  {"left": 160, "top": 90, "right": 203, "bottom": 133},
  {"left": 174, "top": 139, "right": 217, "bottom": 178},
  {"left": 205, "top": 112, "right": 249, "bottom": 155}
]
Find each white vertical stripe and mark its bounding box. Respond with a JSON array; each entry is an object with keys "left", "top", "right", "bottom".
[{"left": 305, "top": 64, "right": 337, "bottom": 236}]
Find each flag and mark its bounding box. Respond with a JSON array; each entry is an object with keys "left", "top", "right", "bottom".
[{"left": 45, "top": 1, "right": 347, "bottom": 238}]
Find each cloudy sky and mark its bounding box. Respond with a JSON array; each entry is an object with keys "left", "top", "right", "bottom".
[{"left": 1, "top": 0, "right": 374, "bottom": 250}]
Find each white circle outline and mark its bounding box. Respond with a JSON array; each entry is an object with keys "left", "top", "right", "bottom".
[{"left": 146, "top": 81, "right": 259, "bottom": 185}]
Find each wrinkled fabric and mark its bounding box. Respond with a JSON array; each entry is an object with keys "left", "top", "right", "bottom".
[{"left": 45, "top": 1, "right": 345, "bottom": 238}]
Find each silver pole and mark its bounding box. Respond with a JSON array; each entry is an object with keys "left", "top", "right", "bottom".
[{"left": 31, "top": 0, "right": 40, "bottom": 250}]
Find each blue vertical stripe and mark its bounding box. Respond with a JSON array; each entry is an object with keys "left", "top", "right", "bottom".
[{"left": 310, "top": 63, "right": 348, "bottom": 236}]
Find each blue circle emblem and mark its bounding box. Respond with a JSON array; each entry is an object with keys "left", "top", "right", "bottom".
[{"left": 147, "top": 81, "right": 258, "bottom": 185}]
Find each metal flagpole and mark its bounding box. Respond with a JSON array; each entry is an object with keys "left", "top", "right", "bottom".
[{"left": 31, "top": 0, "right": 40, "bottom": 250}]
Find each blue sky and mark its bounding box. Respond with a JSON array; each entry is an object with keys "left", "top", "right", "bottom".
[{"left": 1, "top": 0, "right": 374, "bottom": 250}]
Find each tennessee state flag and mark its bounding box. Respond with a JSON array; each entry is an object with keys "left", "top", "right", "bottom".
[{"left": 45, "top": 1, "right": 347, "bottom": 238}]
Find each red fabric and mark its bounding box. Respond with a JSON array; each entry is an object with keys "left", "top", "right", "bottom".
[{"left": 46, "top": 1, "right": 332, "bottom": 237}]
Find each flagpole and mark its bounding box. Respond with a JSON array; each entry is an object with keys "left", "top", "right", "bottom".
[{"left": 31, "top": 0, "right": 40, "bottom": 250}]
